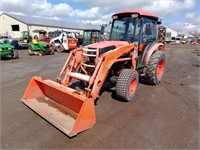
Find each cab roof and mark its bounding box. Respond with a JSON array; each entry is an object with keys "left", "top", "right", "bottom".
[{"left": 112, "top": 10, "right": 159, "bottom": 20}]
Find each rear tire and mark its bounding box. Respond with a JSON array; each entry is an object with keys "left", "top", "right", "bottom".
[
  {"left": 146, "top": 50, "right": 166, "bottom": 85},
  {"left": 49, "top": 48, "right": 55, "bottom": 55},
  {"left": 50, "top": 50, "right": 55, "bottom": 55},
  {"left": 13, "top": 51, "right": 19, "bottom": 59},
  {"left": 39, "top": 51, "right": 45, "bottom": 56},
  {"left": 56, "top": 44, "right": 64, "bottom": 53},
  {"left": 116, "top": 69, "right": 138, "bottom": 101},
  {"left": 49, "top": 44, "right": 55, "bottom": 51}
]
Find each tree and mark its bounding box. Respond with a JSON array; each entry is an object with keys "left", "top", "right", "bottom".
[{"left": 189, "top": 31, "right": 200, "bottom": 38}]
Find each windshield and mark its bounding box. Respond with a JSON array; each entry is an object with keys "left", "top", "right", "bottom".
[
  {"left": 65, "top": 32, "right": 74, "bottom": 38},
  {"left": 53, "top": 31, "right": 61, "bottom": 37},
  {"left": 23, "top": 31, "right": 29, "bottom": 38},
  {"left": 109, "top": 17, "right": 140, "bottom": 42}
]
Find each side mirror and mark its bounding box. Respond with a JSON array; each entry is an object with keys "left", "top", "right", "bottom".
[
  {"left": 157, "top": 18, "right": 162, "bottom": 24},
  {"left": 145, "top": 23, "right": 152, "bottom": 35},
  {"left": 100, "top": 26, "right": 105, "bottom": 34}
]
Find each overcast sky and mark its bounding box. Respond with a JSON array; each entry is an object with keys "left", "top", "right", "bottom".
[{"left": 0, "top": 0, "right": 200, "bottom": 33}]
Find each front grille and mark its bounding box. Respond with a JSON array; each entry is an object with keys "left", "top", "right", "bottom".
[
  {"left": 82, "top": 48, "right": 97, "bottom": 69},
  {"left": 1, "top": 48, "right": 9, "bottom": 50}
]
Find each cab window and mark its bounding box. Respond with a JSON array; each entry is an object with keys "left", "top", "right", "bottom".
[{"left": 142, "top": 18, "right": 157, "bottom": 44}]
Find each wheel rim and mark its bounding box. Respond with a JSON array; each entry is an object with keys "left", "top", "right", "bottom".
[
  {"left": 57, "top": 46, "right": 62, "bottom": 52},
  {"left": 129, "top": 78, "right": 137, "bottom": 95},
  {"left": 156, "top": 59, "right": 165, "bottom": 79},
  {"left": 50, "top": 45, "right": 54, "bottom": 51}
]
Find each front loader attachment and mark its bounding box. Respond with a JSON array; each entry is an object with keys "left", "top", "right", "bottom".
[{"left": 21, "top": 76, "right": 96, "bottom": 137}]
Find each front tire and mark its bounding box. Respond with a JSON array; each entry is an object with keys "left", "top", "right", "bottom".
[
  {"left": 116, "top": 69, "right": 138, "bottom": 101},
  {"left": 39, "top": 51, "right": 45, "bottom": 56},
  {"left": 146, "top": 50, "right": 166, "bottom": 85},
  {"left": 28, "top": 46, "right": 34, "bottom": 55},
  {"left": 56, "top": 44, "right": 64, "bottom": 53},
  {"left": 49, "top": 44, "right": 55, "bottom": 51}
]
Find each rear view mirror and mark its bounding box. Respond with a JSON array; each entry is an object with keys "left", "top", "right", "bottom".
[
  {"left": 100, "top": 26, "right": 105, "bottom": 34},
  {"left": 145, "top": 23, "right": 152, "bottom": 35}
]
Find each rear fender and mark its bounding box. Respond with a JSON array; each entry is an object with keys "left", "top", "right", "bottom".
[
  {"left": 28, "top": 43, "right": 36, "bottom": 50},
  {"left": 38, "top": 42, "right": 48, "bottom": 50},
  {"left": 142, "top": 43, "right": 164, "bottom": 65}
]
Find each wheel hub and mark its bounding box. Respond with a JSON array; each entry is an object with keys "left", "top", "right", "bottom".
[{"left": 156, "top": 59, "right": 165, "bottom": 79}]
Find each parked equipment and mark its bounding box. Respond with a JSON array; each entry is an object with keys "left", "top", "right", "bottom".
[
  {"left": 21, "top": 10, "right": 166, "bottom": 137},
  {"left": 50, "top": 31, "right": 77, "bottom": 53},
  {"left": 81, "top": 25, "right": 108, "bottom": 46},
  {"left": 165, "top": 28, "right": 178, "bottom": 44},
  {"left": 28, "top": 36, "right": 54, "bottom": 56},
  {"left": 0, "top": 40, "right": 19, "bottom": 59},
  {"left": 82, "top": 29, "right": 102, "bottom": 46},
  {"left": 18, "top": 31, "right": 30, "bottom": 48}
]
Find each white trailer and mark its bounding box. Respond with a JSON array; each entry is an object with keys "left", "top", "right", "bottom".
[{"left": 165, "top": 28, "right": 178, "bottom": 43}]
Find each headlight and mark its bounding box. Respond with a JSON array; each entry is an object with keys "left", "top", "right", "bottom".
[
  {"left": 0, "top": 48, "right": 2, "bottom": 51},
  {"left": 8, "top": 47, "right": 11, "bottom": 50}
]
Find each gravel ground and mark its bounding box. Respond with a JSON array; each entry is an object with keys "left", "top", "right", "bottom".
[{"left": 0, "top": 44, "right": 199, "bottom": 149}]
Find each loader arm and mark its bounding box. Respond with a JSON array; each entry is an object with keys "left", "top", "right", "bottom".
[{"left": 57, "top": 43, "right": 137, "bottom": 99}]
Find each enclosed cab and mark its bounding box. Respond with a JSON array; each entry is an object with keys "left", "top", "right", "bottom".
[{"left": 18, "top": 31, "right": 30, "bottom": 48}]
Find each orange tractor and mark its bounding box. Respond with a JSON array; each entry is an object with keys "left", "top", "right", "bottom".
[{"left": 21, "top": 10, "right": 166, "bottom": 137}]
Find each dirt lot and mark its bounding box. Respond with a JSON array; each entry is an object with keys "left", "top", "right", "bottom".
[{"left": 0, "top": 44, "right": 199, "bottom": 149}]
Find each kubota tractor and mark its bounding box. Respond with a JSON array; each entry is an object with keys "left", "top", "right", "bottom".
[{"left": 21, "top": 10, "right": 166, "bottom": 137}]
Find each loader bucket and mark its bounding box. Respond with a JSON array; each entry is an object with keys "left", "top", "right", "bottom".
[{"left": 21, "top": 76, "right": 96, "bottom": 137}]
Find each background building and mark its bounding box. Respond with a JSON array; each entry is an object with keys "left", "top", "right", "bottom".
[{"left": 0, "top": 13, "right": 110, "bottom": 39}]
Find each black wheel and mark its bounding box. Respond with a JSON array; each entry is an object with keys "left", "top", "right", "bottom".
[
  {"left": 49, "top": 44, "right": 55, "bottom": 51},
  {"left": 146, "top": 50, "right": 166, "bottom": 85},
  {"left": 13, "top": 51, "right": 19, "bottom": 59},
  {"left": 39, "top": 51, "right": 45, "bottom": 56},
  {"left": 116, "top": 69, "right": 138, "bottom": 101},
  {"left": 28, "top": 46, "right": 34, "bottom": 55},
  {"left": 45, "top": 48, "right": 54, "bottom": 55},
  {"left": 56, "top": 44, "right": 64, "bottom": 53},
  {"left": 50, "top": 49, "right": 55, "bottom": 55}
]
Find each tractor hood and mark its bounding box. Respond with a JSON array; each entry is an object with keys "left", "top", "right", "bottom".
[
  {"left": 86, "top": 41, "right": 129, "bottom": 55},
  {"left": 0, "top": 43, "right": 14, "bottom": 49},
  {"left": 87, "top": 41, "right": 129, "bottom": 49},
  {"left": 39, "top": 41, "right": 49, "bottom": 46}
]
